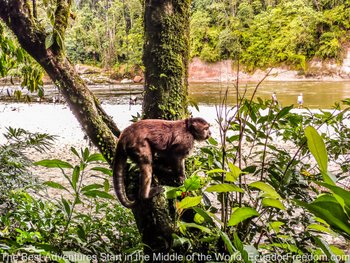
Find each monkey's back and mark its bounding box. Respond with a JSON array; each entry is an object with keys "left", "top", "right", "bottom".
[{"left": 119, "top": 119, "right": 191, "bottom": 154}]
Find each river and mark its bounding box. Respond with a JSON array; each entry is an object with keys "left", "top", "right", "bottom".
[{"left": 1, "top": 81, "right": 350, "bottom": 109}]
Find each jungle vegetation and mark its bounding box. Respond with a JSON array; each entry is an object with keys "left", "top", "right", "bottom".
[{"left": 65, "top": 0, "right": 350, "bottom": 72}]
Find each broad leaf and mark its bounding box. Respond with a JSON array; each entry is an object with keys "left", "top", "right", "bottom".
[
  {"left": 296, "top": 196, "right": 350, "bottom": 238},
  {"left": 83, "top": 190, "right": 114, "bottom": 199},
  {"left": 316, "top": 182, "right": 350, "bottom": 215},
  {"left": 206, "top": 183, "right": 244, "bottom": 193},
  {"left": 228, "top": 207, "right": 259, "bottom": 226},
  {"left": 86, "top": 153, "right": 106, "bottom": 163},
  {"left": 220, "top": 231, "right": 236, "bottom": 255},
  {"left": 233, "top": 232, "right": 252, "bottom": 263},
  {"left": 304, "top": 126, "right": 328, "bottom": 174},
  {"left": 249, "top": 181, "right": 281, "bottom": 199},
  {"left": 90, "top": 167, "right": 112, "bottom": 176},
  {"left": 177, "top": 196, "right": 202, "bottom": 210},
  {"left": 312, "top": 236, "right": 339, "bottom": 263},
  {"left": 34, "top": 159, "right": 73, "bottom": 169},
  {"left": 179, "top": 222, "right": 212, "bottom": 234},
  {"left": 262, "top": 198, "right": 285, "bottom": 210},
  {"left": 44, "top": 181, "right": 68, "bottom": 192},
  {"left": 81, "top": 184, "right": 104, "bottom": 192},
  {"left": 227, "top": 163, "right": 243, "bottom": 182},
  {"left": 184, "top": 176, "right": 201, "bottom": 191}
]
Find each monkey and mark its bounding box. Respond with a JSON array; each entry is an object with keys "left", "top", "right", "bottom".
[{"left": 112, "top": 117, "right": 211, "bottom": 208}]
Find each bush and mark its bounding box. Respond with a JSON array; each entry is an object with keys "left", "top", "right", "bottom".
[
  {"left": 164, "top": 91, "right": 350, "bottom": 259},
  {"left": 0, "top": 147, "right": 141, "bottom": 261}
]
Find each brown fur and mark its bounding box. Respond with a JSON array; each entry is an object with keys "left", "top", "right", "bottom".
[{"left": 112, "top": 117, "right": 211, "bottom": 208}]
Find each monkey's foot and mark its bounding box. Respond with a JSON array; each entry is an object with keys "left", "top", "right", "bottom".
[{"left": 149, "top": 186, "right": 164, "bottom": 198}]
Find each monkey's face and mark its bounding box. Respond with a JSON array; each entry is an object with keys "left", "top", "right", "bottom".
[{"left": 188, "top": 118, "right": 211, "bottom": 141}]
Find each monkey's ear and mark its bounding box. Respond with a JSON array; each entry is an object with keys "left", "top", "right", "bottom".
[{"left": 185, "top": 118, "right": 194, "bottom": 130}]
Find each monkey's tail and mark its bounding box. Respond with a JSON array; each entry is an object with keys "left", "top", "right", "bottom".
[{"left": 112, "top": 143, "right": 136, "bottom": 208}]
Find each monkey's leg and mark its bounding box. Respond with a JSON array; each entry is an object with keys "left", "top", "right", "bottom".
[
  {"left": 138, "top": 146, "right": 163, "bottom": 199},
  {"left": 170, "top": 155, "right": 186, "bottom": 183}
]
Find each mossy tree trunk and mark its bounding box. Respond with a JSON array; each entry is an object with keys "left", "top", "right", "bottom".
[
  {"left": 130, "top": 0, "right": 192, "bottom": 258},
  {"left": 142, "top": 0, "right": 190, "bottom": 120}
]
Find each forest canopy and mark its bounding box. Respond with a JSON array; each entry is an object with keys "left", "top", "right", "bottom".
[{"left": 65, "top": 0, "right": 350, "bottom": 72}]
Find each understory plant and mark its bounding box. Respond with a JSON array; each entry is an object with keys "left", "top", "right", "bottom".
[
  {"left": 0, "top": 146, "right": 140, "bottom": 262},
  {"left": 166, "top": 84, "right": 350, "bottom": 261},
  {"left": 0, "top": 127, "right": 55, "bottom": 212}
]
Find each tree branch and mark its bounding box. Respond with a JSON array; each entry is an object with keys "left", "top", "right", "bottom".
[{"left": 0, "top": 0, "right": 120, "bottom": 163}]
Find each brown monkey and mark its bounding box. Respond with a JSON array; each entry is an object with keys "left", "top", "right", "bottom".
[{"left": 113, "top": 117, "right": 211, "bottom": 208}]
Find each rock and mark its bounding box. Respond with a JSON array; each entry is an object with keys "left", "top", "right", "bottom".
[
  {"left": 75, "top": 64, "right": 102, "bottom": 74},
  {"left": 121, "top": 78, "right": 133, "bottom": 84},
  {"left": 133, "top": 75, "right": 143, "bottom": 83}
]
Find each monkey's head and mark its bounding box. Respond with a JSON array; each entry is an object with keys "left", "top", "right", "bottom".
[{"left": 186, "top": 117, "right": 211, "bottom": 141}]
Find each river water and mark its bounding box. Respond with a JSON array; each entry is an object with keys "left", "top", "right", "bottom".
[{"left": 1, "top": 81, "right": 350, "bottom": 109}]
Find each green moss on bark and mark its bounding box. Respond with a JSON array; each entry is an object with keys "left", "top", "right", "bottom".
[{"left": 143, "top": 0, "right": 190, "bottom": 120}]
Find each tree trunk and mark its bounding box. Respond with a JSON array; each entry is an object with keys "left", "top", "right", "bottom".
[
  {"left": 0, "top": 0, "right": 120, "bottom": 163},
  {"left": 142, "top": 0, "right": 190, "bottom": 120},
  {"left": 129, "top": 0, "right": 191, "bottom": 258}
]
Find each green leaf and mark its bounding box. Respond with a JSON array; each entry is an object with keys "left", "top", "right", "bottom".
[
  {"left": 83, "top": 190, "right": 114, "bottom": 199},
  {"left": 81, "top": 184, "right": 104, "bottom": 192},
  {"left": 43, "top": 181, "right": 68, "bottom": 192},
  {"left": 226, "top": 163, "right": 244, "bottom": 182},
  {"left": 316, "top": 182, "right": 350, "bottom": 215},
  {"left": 296, "top": 197, "right": 350, "bottom": 238},
  {"left": 312, "top": 236, "right": 339, "bottom": 263},
  {"left": 90, "top": 167, "right": 112, "bottom": 176},
  {"left": 180, "top": 222, "right": 212, "bottom": 234},
  {"left": 86, "top": 153, "right": 106, "bottom": 163},
  {"left": 206, "top": 183, "right": 244, "bottom": 193},
  {"left": 61, "top": 197, "right": 71, "bottom": 216},
  {"left": 193, "top": 207, "right": 214, "bottom": 224},
  {"left": 72, "top": 166, "right": 80, "bottom": 191},
  {"left": 45, "top": 34, "right": 54, "bottom": 49},
  {"left": 304, "top": 126, "right": 328, "bottom": 174},
  {"left": 70, "top": 147, "right": 80, "bottom": 158},
  {"left": 34, "top": 159, "right": 73, "bottom": 169},
  {"left": 82, "top": 148, "right": 90, "bottom": 161},
  {"left": 177, "top": 196, "right": 202, "bottom": 210},
  {"left": 233, "top": 232, "right": 252, "bottom": 263},
  {"left": 269, "top": 221, "right": 285, "bottom": 234},
  {"left": 307, "top": 223, "right": 334, "bottom": 235},
  {"left": 262, "top": 198, "right": 285, "bottom": 210},
  {"left": 228, "top": 207, "right": 259, "bottom": 227},
  {"left": 220, "top": 231, "right": 236, "bottom": 255},
  {"left": 206, "top": 168, "right": 227, "bottom": 174},
  {"left": 249, "top": 181, "right": 281, "bottom": 199},
  {"left": 103, "top": 179, "right": 110, "bottom": 192},
  {"left": 184, "top": 176, "right": 201, "bottom": 191}
]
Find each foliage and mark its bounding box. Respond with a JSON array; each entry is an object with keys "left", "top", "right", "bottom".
[
  {"left": 0, "top": 147, "right": 140, "bottom": 261},
  {"left": 164, "top": 87, "right": 350, "bottom": 259},
  {"left": 65, "top": 0, "right": 143, "bottom": 71},
  {"left": 189, "top": 0, "right": 350, "bottom": 69},
  {"left": 0, "top": 127, "right": 55, "bottom": 208},
  {"left": 0, "top": 23, "right": 44, "bottom": 98}
]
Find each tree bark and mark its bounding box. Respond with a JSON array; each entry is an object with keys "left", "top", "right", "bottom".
[
  {"left": 143, "top": 0, "right": 190, "bottom": 120},
  {"left": 130, "top": 0, "right": 191, "bottom": 258},
  {"left": 0, "top": 0, "right": 120, "bottom": 163}
]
